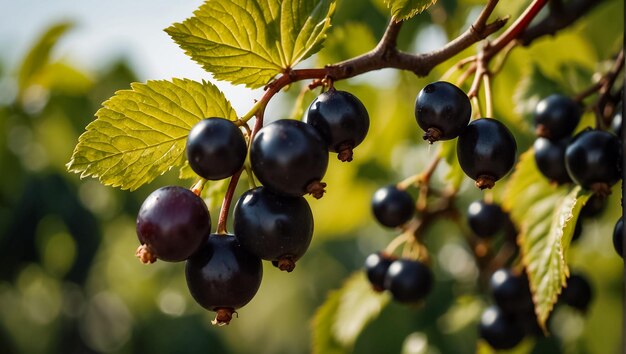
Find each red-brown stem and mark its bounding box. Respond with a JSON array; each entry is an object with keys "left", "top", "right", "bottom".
[
  {"left": 216, "top": 170, "right": 243, "bottom": 235},
  {"left": 574, "top": 48, "right": 624, "bottom": 103}
]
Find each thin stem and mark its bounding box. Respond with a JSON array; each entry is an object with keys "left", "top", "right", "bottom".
[
  {"left": 471, "top": 95, "right": 483, "bottom": 118},
  {"left": 216, "top": 170, "right": 243, "bottom": 235},
  {"left": 191, "top": 178, "right": 207, "bottom": 196},
  {"left": 483, "top": 74, "right": 493, "bottom": 118}
]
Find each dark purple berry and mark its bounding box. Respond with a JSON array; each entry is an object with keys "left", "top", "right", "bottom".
[
  {"left": 415, "top": 81, "right": 471, "bottom": 143},
  {"left": 364, "top": 252, "right": 394, "bottom": 292},
  {"left": 234, "top": 187, "right": 313, "bottom": 272},
  {"left": 533, "top": 137, "right": 572, "bottom": 184},
  {"left": 371, "top": 185, "right": 414, "bottom": 228},
  {"left": 250, "top": 119, "right": 329, "bottom": 198},
  {"left": 489, "top": 269, "right": 533, "bottom": 314},
  {"left": 479, "top": 306, "right": 525, "bottom": 350},
  {"left": 467, "top": 201, "right": 507, "bottom": 238},
  {"left": 457, "top": 118, "right": 517, "bottom": 189},
  {"left": 561, "top": 273, "right": 592, "bottom": 312},
  {"left": 533, "top": 94, "right": 582, "bottom": 140},
  {"left": 613, "top": 217, "right": 623, "bottom": 258},
  {"left": 186, "top": 118, "right": 247, "bottom": 180},
  {"left": 611, "top": 111, "right": 622, "bottom": 138},
  {"left": 384, "top": 259, "right": 433, "bottom": 303},
  {"left": 185, "top": 233, "right": 263, "bottom": 325},
  {"left": 565, "top": 130, "right": 621, "bottom": 194},
  {"left": 580, "top": 194, "right": 607, "bottom": 218},
  {"left": 136, "top": 186, "right": 211, "bottom": 263},
  {"left": 304, "top": 89, "right": 370, "bottom": 162}
]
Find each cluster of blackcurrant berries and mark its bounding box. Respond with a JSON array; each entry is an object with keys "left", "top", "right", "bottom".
[
  {"left": 134, "top": 88, "right": 371, "bottom": 324},
  {"left": 415, "top": 81, "right": 517, "bottom": 189}
]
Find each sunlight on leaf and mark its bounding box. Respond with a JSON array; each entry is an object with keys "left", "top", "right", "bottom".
[{"left": 384, "top": 0, "right": 437, "bottom": 21}]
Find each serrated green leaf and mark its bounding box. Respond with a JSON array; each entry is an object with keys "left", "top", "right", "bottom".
[
  {"left": 179, "top": 161, "right": 198, "bottom": 180},
  {"left": 384, "top": 0, "right": 437, "bottom": 21},
  {"left": 513, "top": 64, "right": 564, "bottom": 121},
  {"left": 439, "top": 140, "right": 464, "bottom": 191},
  {"left": 312, "top": 272, "right": 390, "bottom": 354},
  {"left": 67, "top": 79, "right": 237, "bottom": 190},
  {"left": 166, "top": 0, "right": 336, "bottom": 88},
  {"left": 503, "top": 149, "right": 591, "bottom": 328}
]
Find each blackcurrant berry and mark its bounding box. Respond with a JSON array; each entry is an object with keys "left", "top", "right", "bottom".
[
  {"left": 533, "top": 94, "right": 581, "bottom": 140},
  {"left": 457, "top": 118, "right": 517, "bottom": 189},
  {"left": 580, "top": 194, "right": 607, "bottom": 218},
  {"left": 304, "top": 89, "right": 370, "bottom": 162},
  {"left": 250, "top": 119, "right": 329, "bottom": 198},
  {"left": 479, "top": 306, "right": 525, "bottom": 350},
  {"left": 489, "top": 269, "right": 533, "bottom": 314},
  {"left": 467, "top": 201, "right": 507, "bottom": 238},
  {"left": 384, "top": 259, "right": 433, "bottom": 303},
  {"left": 565, "top": 130, "right": 621, "bottom": 194},
  {"left": 364, "top": 252, "right": 394, "bottom": 292},
  {"left": 185, "top": 233, "right": 263, "bottom": 325},
  {"left": 613, "top": 217, "right": 623, "bottom": 258},
  {"left": 234, "top": 187, "right": 313, "bottom": 272},
  {"left": 136, "top": 186, "right": 211, "bottom": 263},
  {"left": 186, "top": 118, "right": 247, "bottom": 180},
  {"left": 414, "top": 81, "right": 471, "bottom": 143},
  {"left": 611, "top": 110, "right": 622, "bottom": 138},
  {"left": 533, "top": 137, "right": 572, "bottom": 184},
  {"left": 371, "top": 185, "right": 414, "bottom": 228},
  {"left": 560, "top": 273, "right": 592, "bottom": 312}
]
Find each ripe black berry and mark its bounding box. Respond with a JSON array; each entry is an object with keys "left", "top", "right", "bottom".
[
  {"left": 364, "top": 252, "right": 394, "bottom": 292},
  {"left": 533, "top": 94, "right": 581, "bottom": 140},
  {"left": 580, "top": 194, "right": 607, "bottom": 218},
  {"left": 467, "top": 201, "right": 507, "bottom": 238},
  {"left": 250, "top": 119, "right": 329, "bottom": 198},
  {"left": 479, "top": 306, "right": 525, "bottom": 350},
  {"left": 304, "top": 89, "right": 370, "bottom": 162},
  {"left": 533, "top": 137, "right": 572, "bottom": 184},
  {"left": 611, "top": 110, "right": 622, "bottom": 138},
  {"left": 489, "top": 269, "right": 533, "bottom": 314},
  {"left": 234, "top": 187, "right": 313, "bottom": 272},
  {"left": 457, "top": 118, "right": 517, "bottom": 189},
  {"left": 561, "top": 273, "right": 592, "bottom": 312},
  {"left": 414, "top": 81, "right": 471, "bottom": 143},
  {"left": 613, "top": 217, "right": 623, "bottom": 258},
  {"left": 384, "top": 259, "right": 433, "bottom": 303},
  {"left": 186, "top": 118, "right": 247, "bottom": 180},
  {"left": 565, "top": 130, "right": 621, "bottom": 194},
  {"left": 185, "top": 233, "right": 263, "bottom": 325},
  {"left": 371, "top": 185, "right": 414, "bottom": 228},
  {"left": 136, "top": 186, "right": 211, "bottom": 263}
]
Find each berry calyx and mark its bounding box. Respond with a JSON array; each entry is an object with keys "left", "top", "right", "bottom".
[
  {"left": 565, "top": 130, "right": 621, "bottom": 194},
  {"left": 561, "top": 273, "right": 593, "bottom": 312},
  {"left": 364, "top": 252, "right": 394, "bottom": 292},
  {"left": 304, "top": 89, "right": 370, "bottom": 162},
  {"left": 479, "top": 306, "right": 525, "bottom": 350},
  {"left": 456, "top": 118, "right": 517, "bottom": 189},
  {"left": 414, "top": 81, "right": 471, "bottom": 143},
  {"left": 613, "top": 217, "right": 623, "bottom": 258},
  {"left": 234, "top": 187, "right": 313, "bottom": 272},
  {"left": 467, "top": 201, "right": 507, "bottom": 238},
  {"left": 136, "top": 186, "right": 211, "bottom": 263},
  {"left": 533, "top": 94, "right": 582, "bottom": 140},
  {"left": 250, "top": 119, "right": 329, "bottom": 198},
  {"left": 489, "top": 269, "right": 533, "bottom": 314},
  {"left": 384, "top": 259, "right": 433, "bottom": 303},
  {"left": 371, "top": 185, "right": 415, "bottom": 228},
  {"left": 533, "top": 137, "right": 572, "bottom": 184},
  {"left": 186, "top": 118, "right": 247, "bottom": 180},
  {"left": 185, "top": 234, "right": 263, "bottom": 325}
]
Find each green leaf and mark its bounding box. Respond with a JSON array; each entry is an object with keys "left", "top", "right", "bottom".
[
  {"left": 312, "top": 272, "right": 390, "bottom": 354},
  {"left": 67, "top": 79, "right": 237, "bottom": 190},
  {"left": 513, "top": 64, "right": 564, "bottom": 121},
  {"left": 166, "top": 0, "right": 336, "bottom": 88},
  {"left": 384, "top": 0, "right": 437, "bottom": 21},
  {"left": 503, "top": 149, "right": 591, "bottom": 327},
  {"left": 179, "top": 161, "right": 198, "bottom": 181},
  {"left": 439, "top": 140, "right": 465, "bottom": 191}
]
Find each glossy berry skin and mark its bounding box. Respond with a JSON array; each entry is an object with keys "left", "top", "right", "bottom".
[
  {"left": 533, "top": 94, "right": 581, "bottom": 140},
  {"left": 457, "top": 118, "right": 517, "bottom": 189},
  {"left": 186, "top": 118, "right": 247, "bottom": 180},
  {"left": 384, "top": 259, "right": 433, "bottom": 303},
  {"left": 250, "top": 119, "right": 329, "bottom": 197},
  {"left": 371, "top": 186, "right": 414, "bottom": 228},
  {"left": 304, "top": 89, "right": 370, "bottom": 161},
  {"left": 533, "top": 138, "right": 572, "bottom": 184},
  {"left": 489, "top": 269, "right": 533, "bottom": 314},
  {"left": 364, "top": 252, "right": 393, "bottom": 292},
  {"left": 136, "top": 186, "right": 211, "bottom": 263},
  {"left": 467, "top": 201, "right": 507, "bottom": 238},
  {"left": 185, "top": 234, "right": 262, "bottom": 325},
  {"left": 479, "top": 306, "right": 525, "bottom": 350},
  {"left": 611, "top": 111, "right": 622, "bottom": 138},
  {"left": 565, "top": 130, "right": 622, "bottom": 191},
  {"left": 613, "top": 217, "right": 623, "bottom": 258},
  {"left": 234, "top": 187, "right": 313, "bottom": 272},
  {"left": 414, "top": 81, "right": 471, "bottom": 143},
  {"left": 561, "top": 273, "right": 592, "bottom": 312}
]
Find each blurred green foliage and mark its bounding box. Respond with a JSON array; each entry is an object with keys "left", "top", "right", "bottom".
[{"left": 0, "top": 0, "right": 623, "bottom": 353}]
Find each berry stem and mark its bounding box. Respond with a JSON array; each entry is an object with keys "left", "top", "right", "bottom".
[
  {"left": 483, "top": 74, "right": 494, "bottom": 118},
  {"left": 216, "top": 170, "right": 243, "bottom": 235},
  {"left": 191, "top": 178, "right": 207, "bottom": 196}
]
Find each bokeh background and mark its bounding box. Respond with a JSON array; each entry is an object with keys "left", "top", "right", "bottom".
[{"left": 0, "top": 0, "right": 623, "bottom": 353}]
